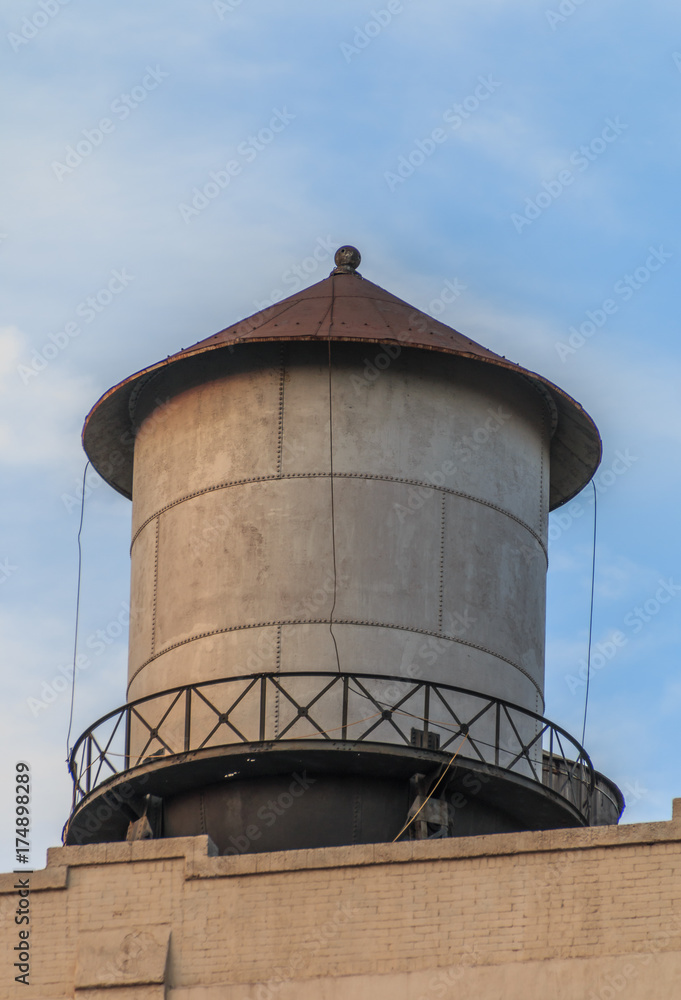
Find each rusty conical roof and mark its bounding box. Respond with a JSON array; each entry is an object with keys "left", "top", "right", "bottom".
[{"left": 83, "top": 261, "right": 601, "bottom": 508}]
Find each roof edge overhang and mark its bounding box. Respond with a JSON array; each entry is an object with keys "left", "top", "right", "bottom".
[{"left": 82, "top": 329, "right": 601, "bottom": 510}]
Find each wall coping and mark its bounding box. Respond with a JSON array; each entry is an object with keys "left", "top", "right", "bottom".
[{"left": 2, "top": 798, "right": 679, "bottom": 892}]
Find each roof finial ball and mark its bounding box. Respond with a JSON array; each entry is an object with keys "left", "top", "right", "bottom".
[{"left": 331, "top": 245, "right": 362, "bottom": 276}]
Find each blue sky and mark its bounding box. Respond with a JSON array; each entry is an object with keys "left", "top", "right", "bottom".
[{"left": 1, "top": 0, "right": 680, "bottom": 871}]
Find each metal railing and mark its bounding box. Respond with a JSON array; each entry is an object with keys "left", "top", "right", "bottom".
[{"left": 68, "top": 671, "right": 594, "bottom": 821}]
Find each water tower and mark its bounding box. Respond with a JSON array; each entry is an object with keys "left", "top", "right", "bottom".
[{"left": 65, "top": 246, "right": 623, "bottom": 852}]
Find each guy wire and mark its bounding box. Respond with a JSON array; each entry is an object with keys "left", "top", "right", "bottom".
[
  {"left": 66, "top": 460, "right": 90, "bottom": 761},
  {"left": 328, "top": 277, "right": 342, "bottom": 674},
  {"left": 581, "top": 480, "right": 598, "bottom": 748}
]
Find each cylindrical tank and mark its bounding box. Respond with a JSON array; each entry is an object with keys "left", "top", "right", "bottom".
[
  {"left": 72, "top": 248, "right": 608, "bottom": 851},
  {"left": 128, "top": 342, "right": 548, "bottom": 723}
]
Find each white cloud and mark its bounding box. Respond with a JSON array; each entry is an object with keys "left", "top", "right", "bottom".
[{"left": 0, "top": 325, "right": 97, "bottom": 469}]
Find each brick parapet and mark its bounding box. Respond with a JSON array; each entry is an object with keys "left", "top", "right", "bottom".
[
  {"left": 1, "top": 804, "right": 680, "bottom": 999},
  {"left": 2, "top": 799, "right": 676, "bottom": 891}
]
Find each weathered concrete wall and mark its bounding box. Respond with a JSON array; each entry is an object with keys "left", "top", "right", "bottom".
[
  {"left": 126, "top": 344, "right": 550, "bottom": 761},
  {"left": 3, "top": 801, "right": 680, "bottom": 1000}
]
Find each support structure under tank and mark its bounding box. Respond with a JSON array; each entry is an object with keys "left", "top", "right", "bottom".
[{"left": 65, "top": 246, "right": 624, "bottom": 852}]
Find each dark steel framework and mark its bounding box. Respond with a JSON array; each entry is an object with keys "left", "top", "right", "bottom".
[{"left": 68, "top": 671, "right": 595, "bottom": 824}]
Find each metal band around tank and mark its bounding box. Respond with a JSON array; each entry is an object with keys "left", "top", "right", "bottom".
[
  {"left": 130, "top": 472, "right": 549, "bottom": 560},
  {"left": 126, "top": 616, "right": 545, "bottom": 700}
]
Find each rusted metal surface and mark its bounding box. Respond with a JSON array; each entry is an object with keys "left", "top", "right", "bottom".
[
  {"left": 82, "top": 264, "right": 601, "bottom": 508},
  {"left": 330, "top": 244, "right": 362, "bottom": 275}
]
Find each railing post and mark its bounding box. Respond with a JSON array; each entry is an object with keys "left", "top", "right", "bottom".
[
  {"left": 86, "top": 737, "right": 92, "bottom": 794},
  {"left": 342, "top": 675, "right": 348, "bottom": 740},
  {"left": 65, "top": 673, "right": 598, "bottom": 827},
  {"left": 125, "top": 706, "right": 131, "bottom": 769},
  {"left": 260, "top": 675, "right": 267, "bottom": 741},
  {"left": 184, "top": 687, "right": 192, "bottom": 752},
  {"left": 71, "top": 760, "right": 78, "bottom": 809},
  {"left": 582, "top": 757, "right": 590, "bottom": 819},
  {"left": 494, "top": 702, "right": 500, "bottom": 766}
]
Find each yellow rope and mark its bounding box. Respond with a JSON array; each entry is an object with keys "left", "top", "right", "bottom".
[{"left": 391, "top": 731, "right": 469, "bottom": 843}]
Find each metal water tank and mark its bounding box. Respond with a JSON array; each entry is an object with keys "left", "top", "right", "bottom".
[{"left": 66, "top": 247, "right": 622, "bottom": 851}]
